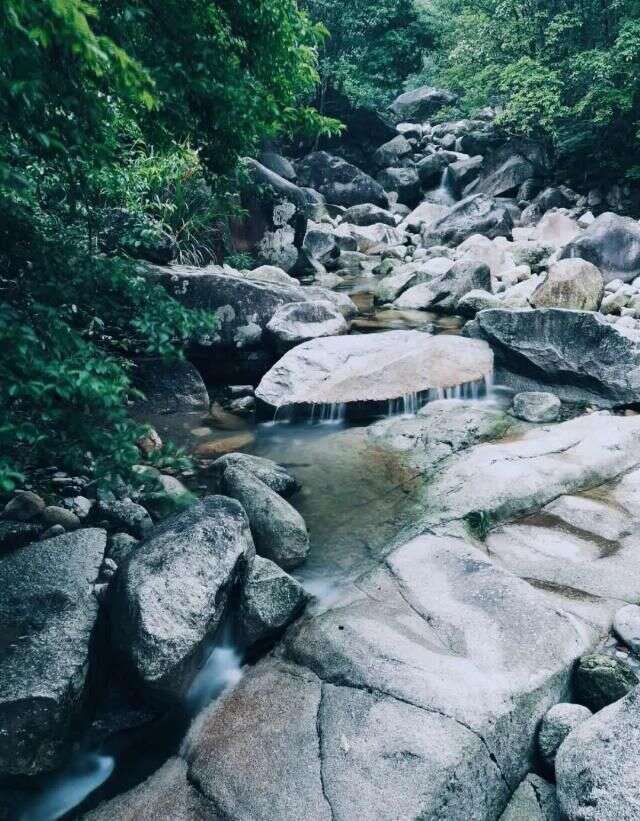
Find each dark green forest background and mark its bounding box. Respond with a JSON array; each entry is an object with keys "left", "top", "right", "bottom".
[{"left": 1, "top": 0, "right": 639, "bottom": 493}]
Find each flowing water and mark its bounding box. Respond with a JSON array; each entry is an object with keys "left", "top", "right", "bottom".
[{"left": 11, "top": 275, "right": 483, "bottom": 820}]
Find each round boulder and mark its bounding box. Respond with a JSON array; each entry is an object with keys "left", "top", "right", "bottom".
[
  {"left": 574, "top": 652, "right": 638, "bottom": 712},
  {"left": 512, "top": 391, "right": 561, "bottom": 423},
  {"left": 240, "top": 556, "right": 308, "bottom": 645},
  {"left": 538, "top": 702, "right": 592, "bottom": 769},
  {"left": 530, "top": 258, "right": 604, "bottom": 311},
  {"left": 266, "top": 301, "right": 348, "bottom": 352}
]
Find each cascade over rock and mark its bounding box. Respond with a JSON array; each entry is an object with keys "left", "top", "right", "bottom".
[{"left": 255, "top": 331, "right": 493, "bottom": 417}]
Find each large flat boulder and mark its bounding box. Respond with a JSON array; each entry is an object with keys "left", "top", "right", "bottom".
[
  {"left": 559, "top": 211, "right": 640, "bottom": 283},
  {"left": 467, "top": 308, "right": 640, "bottom": 405},
  {"left": 255, "top": 332, "right": 494, "bottom": 417},
  {"left": 0, "top": 529, "right": 106, "bottom": 775},
  {"left": 109, "top": 497, "right": 254, "bottom": 701},
  {"left": 388, "top": 86, "right": 457, "bottom": 122},
  {"left": 423, "top": 194, "right": 514, "bottom": 246}
]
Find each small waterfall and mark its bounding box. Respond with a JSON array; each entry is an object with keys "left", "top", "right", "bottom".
[
  {"left": 385, "top": 375, "right": 495, "bottom": 419},
  {"left": 18, "top": 618, "right": 244, "bottom": 821},
  {"left": 426, "top": 165, "right": 457, "bottom": 206},
  {"left": 307, "top": 402, "right": 346, "bottom": 425},
  {"left": 187, "top": 621, "right": 243, "bottom": 714}
]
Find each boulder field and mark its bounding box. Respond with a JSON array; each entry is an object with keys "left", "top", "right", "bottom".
[{"left": 6, "top": 85, "right": 640, "bottom": 820}]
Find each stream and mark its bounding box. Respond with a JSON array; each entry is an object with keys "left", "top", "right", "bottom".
[{"left": 12, "top": 282, "right": 482, "bottom": 821}]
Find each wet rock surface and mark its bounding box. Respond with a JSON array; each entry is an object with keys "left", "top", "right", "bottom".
[
  {"left": 109, "top": 497, "right": 254, "bottom": 700},
  {"left": 0, "top": 529, "right": 106, "bottom": 775}
]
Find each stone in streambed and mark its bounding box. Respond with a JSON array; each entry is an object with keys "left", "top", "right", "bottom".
[
  {"left": 83, "top": 757, "right": 212, "bottom": 821},
  {"left": 109, "top": 496, "right": 254, "bottom": 701},
  {"left": 466, "top": 308, "right": 640, "bottom": 406},
  {"left": 537, "top": 703, "right": 592, "bottom": 769},
  {"left": 255, "top": 331, "right": 493, "bottom": 415},
  {"left": 240, "top": 556, "right": 307, "bottom": 645},
  {"left": 210, "top": 452, "right": 299, "bottom": 498},
  {"left": 530, "top": 258, "right": 604, "bottom": 311},
  {"left": 96, "top": 498, "right": 153, "bottom": 539},
  {"left": 0, "top": 520, "right": 43, "bottom": 554},
  {"left": 556, "top": 686, "right": 640, "bottom": 820},
  {"left": 422, "top": 193, "right": 514, "bottom": 246},
  {"left": 573, "top": 652, "right": 638, "bottom": 712},
  {"left": 0, "top": 528, "right": 106, "bottom": 776},
  {"left": 559, "top": 211, "right": 640, "bottom": 283},
  {"left": 511, "top": 392, "right": 561, "bottom": 423},
  {"left": 266, "top": 300, "right": 348, "bottom": 352},
  {"left": 221, "top": 467, "right": 309, "bottom": 569},
  {"left": 393, "top": 259, "right": 490, "bottom": 311},
  {"left": 2, "top": 490, "right": 45, "bottom": 522}
]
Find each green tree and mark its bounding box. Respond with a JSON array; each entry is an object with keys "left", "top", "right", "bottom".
[
  {"left": 432, "top": 0, "right": 640, "bottom": 182},
  {"left": 306, "top": 0, "right": 436, "bottom": 110},
  {"left": 0, "top": 0, "right": 336, "bottom": 492}
]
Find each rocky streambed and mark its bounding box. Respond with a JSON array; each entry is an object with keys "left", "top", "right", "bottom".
[{"left": 4, "top": 86, "right": 640, "bottom": 821}]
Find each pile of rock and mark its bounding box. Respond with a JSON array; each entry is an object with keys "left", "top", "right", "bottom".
[{"left": 0, "top": 451, "right": 311, "bottom": 789}]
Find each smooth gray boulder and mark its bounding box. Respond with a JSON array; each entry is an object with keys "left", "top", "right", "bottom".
[
  {"left": 259, "top": 151, "right": 296, "bottom": 181},
  {"left": 1, "top": 490, "right": 45, "bottom": 521},
  {"left": 96, "top": 498, "right": 152, "bottom": 539},
  {"left": 471, "top": 154, "right": 535, "bottom": 198},
  {"left": 499, "top": 775, "right": 560, "bottom": 821},
  {"left": 467, "top": 308, "right": 640, "bottom": 405},
  {"left": 240, "top": 556, "right": 307, "bottom": 645},
  {"left": 416, "top": 153, "right": 449, "bottom": 187},
  {"left": 560, "top": 211, "right": 640, "bottom": 283},
  {"left": 221, "top": 467, "right": 309, "bottom": 569},
  {"left": 211, "top": 452, "right": 298, "bottom": 498},
  {"left": 573, "top": 653, "right": 638, "bottom": 712},
  {"left": 266, "top": 300, "right": 348, "bottom": 351},
  {"left": 109, "top": 497, "right": 254, "bottom": 700},
  {"left": 613, "top": 604, "right": 640, "bottom": 655},
  {"left": 255, "top": 332, "right": 494, "bottom": 415},
  {"left": 394, "top": 259, "right": 491, "bottom": 312},
  {"left": 242, "top": 264, "right": 299, "bottom": 287},
  {"left": 376, "top": 166, "right": 421, "bottom": 207},
  {"left": 153, "top": 264, "right": 308, "bottom": 349},
  {"left": 458, "top": 288, "right": 503, "bottom": 316},
  {"left": 373, "top": 134, "right": 412, "bottom": 168},
  {"left": 423, "top": 194, "right": 514, "bottom": 246},
  {"left": 512, "top": 391, "right": 561, "bottom": 423},
  {"left": 296, "top": 151, "right": 389, "bottom": 208},
  {"left": 342, "top": 203, "right": 396, "bottom": 227},
  {"left": 302, "top": 286, "right": 358, "bottom": 319},
  {"left": 388, "top": 86, "right": 457, "bottom": 122},
  {"left": 538, "top": 703, "right": 592, "bottom": 769},
  {"left": 132, "top": 358, "right": 209, "bottom": 414},
  {"left": 449, "top": 155, "right": 484, "bottom": 191},
  {"left": 0, "top": 529, "right": 106, "bottom": 775},
  {"left": 530, "top": 258, "right": 604, "bottom": 311},
  {"left": 556, "top": 686, "right": 640, "bottom": 820}
]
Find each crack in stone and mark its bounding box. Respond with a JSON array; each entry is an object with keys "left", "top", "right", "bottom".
[
  {"left": 317, "top": 683, "right": 337, "bottom": 821},
  {"left": 318, "top": 674, "right": 512, "bottom": 797}
]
